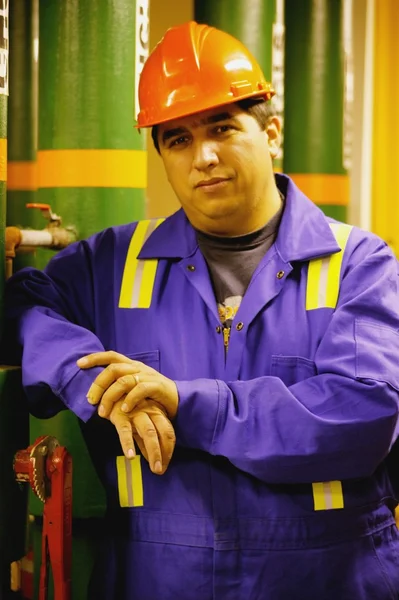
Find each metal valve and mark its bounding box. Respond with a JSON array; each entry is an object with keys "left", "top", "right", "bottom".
[
  {"left": 14, "top": 436, "right": 72, "bottom": 600},
  {"left": 26, "top": 203, "right": 63, "bottom": 227}
]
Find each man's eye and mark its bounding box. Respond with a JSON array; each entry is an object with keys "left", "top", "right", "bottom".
[
  {"left": 215, "top": 125, "right": 234, "bottom": 134},
  {"left": 170, "top": 136, "right": 188, "bottom": 147}
]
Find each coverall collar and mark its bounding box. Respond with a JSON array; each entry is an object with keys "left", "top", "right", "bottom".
[{"left": 138, "top": 174, "right": 342, "bottom": 263}]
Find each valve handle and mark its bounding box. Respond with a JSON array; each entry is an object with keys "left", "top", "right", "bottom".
[
  {"left": 25, "top": 203, "right": 62, "bottom": 226},
  {"left": 26, "top": 203, "right": 52, "bottom": 211}
]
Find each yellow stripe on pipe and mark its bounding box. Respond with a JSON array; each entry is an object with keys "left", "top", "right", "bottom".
[
  {"left": 7, "top": 161, "right": 38, "bottom": 190},
  {"left": 306, "top": 223, "right": 352, "bottom": 310},
  {"left": 37, "top": 149, "right": 147, "bottom": 188},
  {"left": 289, "top": 174, "right": 349, "bottom": 206},
  {"left": 312, "top": 481, "right": 344, "bottom": 511},
  {"left": 119, "top": 218, "right": 164, "bottom": 309},
  {"left": 0, "top": 138, "right": 7, "bottom": 182},
  {"left": 116, "top": 456, "right": 144, "bottom": 508}
]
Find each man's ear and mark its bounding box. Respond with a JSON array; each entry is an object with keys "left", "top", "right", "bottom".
[{"left": 266, "top": 116, "right": 282, "bottom": 159}]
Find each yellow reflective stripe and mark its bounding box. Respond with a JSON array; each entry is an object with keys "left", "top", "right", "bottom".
[
  {"left": 306, "top": 223, "right": 353, "bottom": 310},
  {"left": 138, "top": 259, "right": 159, "bottom": 308},
  {"left": 119, "top": 220, "right": 151, "bottom": 308},
  {"left": 325, "top": 223, "right": 352, "bottom": 307},
  {"left": 306, "top": 256, "right": 323, "bottom": 310},
  {"left": 116, "top": 456, "right": 144, "bottom": 508},
  {"left": 119, "top": 218, "right": 164, "bottom": 309},
  {"left": 312, "top": 481, "right": 344, "bottom": 510}
]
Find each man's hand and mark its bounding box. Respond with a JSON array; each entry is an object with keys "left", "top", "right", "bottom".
[
  {"left": 110, "top": 398, "right": 176, "bottom": 475},
  {"left": 77, "top": 351, "right": 179, "bottom": 419}
]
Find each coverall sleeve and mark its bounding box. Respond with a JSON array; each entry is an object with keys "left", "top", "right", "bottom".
[
  {"left": 3, "top": 240, "right": 104, "bottom": 422},
  {"left": 174, "top": 236, "right": 399, "bottom": 484}
]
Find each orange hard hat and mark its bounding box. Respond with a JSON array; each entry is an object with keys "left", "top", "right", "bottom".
[{"left": 136, "top": 21, "right": 275, "bottom": 128}]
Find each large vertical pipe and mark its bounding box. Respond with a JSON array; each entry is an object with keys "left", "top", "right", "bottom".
[
  {"left": 37, "top": 0, "right": 147, "bottom": 240},
  {"left": 371, "top": 0, "right": 399, "bottom": 253},
  {"left": 0, "top": 0, "right": 7, "bottom": 283},
  {"left": 194, "top": 0, "right": 283, "bottom": 169},
  {"left": 195, "top": 0, "right": 276, "bottom": 80},
  {"left": 284, "top": 0, "right": 352, "bottom": 221},
  {"left": 7, "top": 0, "right": 40, "bottom": 271},
  {"left": 29, "top": 2, "right": 149, "bottom": 597},
  {"left": 1, "top": 1, "right": 29, "bottom": 594},
  {"left": 31, "top": 0, "right": 149, "bottom": 515},
  {"left": 0, "top": 0, "right": 8, "bottom": 591}
]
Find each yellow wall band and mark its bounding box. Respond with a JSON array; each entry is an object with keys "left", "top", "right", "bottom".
[
  {"left": 116, "top": 455, "right": 144, "bottom": 508},
  {"left": 289, "top": 174, "right": 349, "bottom": 206},
  {"left": 7, "top": 161, "right": 37, "bottom": 190},
  {"left": 37, "top": 149, "right": 147, "bottom": 188},
  {"left": 312, "top": 481, "right": 344, "bottom": 511},
  {"left": 0, "top": 138, "right": 7, "bottom": 182}
]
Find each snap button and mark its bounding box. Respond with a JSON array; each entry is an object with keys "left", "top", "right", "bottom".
[
  {"left": 236, "top": 322, "right": 244, "bottom": 331},
  {"left": 276, "top": 270, "right": 285, "bottom": 279},
  {"left": 187, "top": 265, "right": 195, "bottom": 271}
]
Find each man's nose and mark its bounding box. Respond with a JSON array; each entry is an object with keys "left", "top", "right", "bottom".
[{"left": 192, "top": 140, "right": 219, "bottom": 170}]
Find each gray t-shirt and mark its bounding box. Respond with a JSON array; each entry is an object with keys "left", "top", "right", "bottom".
[{"left": 196, "top": 200, "right": 284, "bottom": 328}]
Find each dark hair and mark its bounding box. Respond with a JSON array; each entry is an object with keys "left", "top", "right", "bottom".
[{"left": 151, "top": 98, "right": 276, "bottom": 153}]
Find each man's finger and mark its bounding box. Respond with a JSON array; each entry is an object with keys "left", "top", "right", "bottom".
[
  {"left": 131, "top": 412, "right": 163, "bottom": 475},
  {"left": 133, "top": 433, "right": 148, "bottom": 462},
  {"left": 122, "top": 378, "right": 177, "bottom": 417},
  {"left": 77, "top": 351, "right": 135, "bottom": 368},
  {"left": 97, "top": 373, "right": 151, "bottom": 417},
  {"left": 110, "top": 411, "right": 136, "bottom": 460},
  {"left": 150, "top": 412, "right": 176, "bottom": 473},
  {"left": 86, "top": 363, "right": 144, "bottom": 406},
  {"left": 122, "top": 380, "right": 161, "bottom": 410}
]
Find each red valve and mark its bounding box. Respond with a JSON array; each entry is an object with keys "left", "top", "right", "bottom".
[
  {"left": 25, "top": 203, "right": 62, "bottom": 226},
  {"left": 14, "top": 436, "right": 72, "bottom": 600},
  {"left": 26, "top": 203, "right": 52, "bottom": 212}
]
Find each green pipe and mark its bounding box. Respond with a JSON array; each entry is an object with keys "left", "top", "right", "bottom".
[
  {"left": 8, "top": 0, "right": 41, "bottom": 272},
  {"left": 1, "top": 0, "right": 30, "bottom": 582},
  {"left": 284, "top": 0, "right": 349, "bottom": 221},
  {"left": 30, "top": 0, "right": 149, "bottom": 521},
  {"left": 194, "top": 0, "right": 284, "bottom": 171}
]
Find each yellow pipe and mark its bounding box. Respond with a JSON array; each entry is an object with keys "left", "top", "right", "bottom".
[{"left": 371, "top": 0, "right": 399, "bottom": 255}]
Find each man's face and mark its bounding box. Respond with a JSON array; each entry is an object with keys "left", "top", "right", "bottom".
[{"left": 157, "top": 104, "right": 281, "bottom": 235}]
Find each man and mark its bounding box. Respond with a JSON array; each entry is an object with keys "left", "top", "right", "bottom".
[{"left": 5, "top": 21, "right": 399, "bottom": 600}]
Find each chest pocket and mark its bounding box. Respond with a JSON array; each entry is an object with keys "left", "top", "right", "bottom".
[
  {"left": 270, "top": 355, "right": 317, "bottom": 387},
  {"left": 126, "top": 350, "right": 160, "bottom": 371}
]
